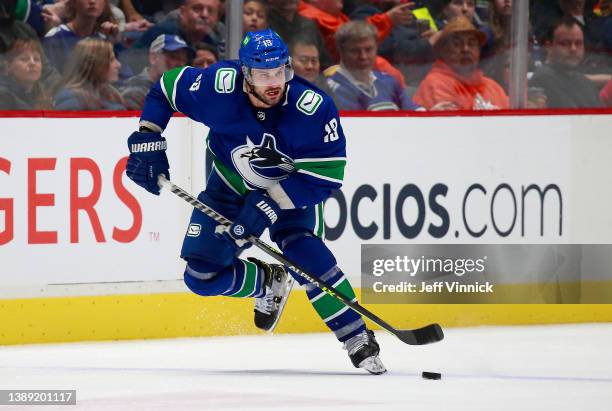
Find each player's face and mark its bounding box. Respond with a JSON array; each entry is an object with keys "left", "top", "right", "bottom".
[
  {"left": 250, "top": 66, "right": 287, "bottom": 106},
  {"left": 341, "top": 37, "right": 377, "bottom": 72},
  {"left": 291, "top": 44, "right": 320, "bottom": 83},
  {"left": 549, "top": 24, "right": 584, "bottom": 67},
  {"left": 8, "top": 48, "right": 42, "bottom": 88}
]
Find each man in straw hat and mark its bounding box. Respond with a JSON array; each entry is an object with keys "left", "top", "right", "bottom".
[{"left": 413, "top": 15, "right": 508, "bottom": 110}]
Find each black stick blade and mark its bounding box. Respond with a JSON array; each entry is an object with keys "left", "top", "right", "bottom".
[{"left": 396, "top": 323, "right": 444, "bottom": 345}]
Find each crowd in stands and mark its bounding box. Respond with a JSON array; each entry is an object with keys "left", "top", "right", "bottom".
[{"left": 0, "top": 0, "right": 610, "bottom": 111}]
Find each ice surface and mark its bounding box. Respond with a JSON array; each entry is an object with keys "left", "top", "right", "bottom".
[{"left": 0, "top": 323, "right": 611, "bottom": 410}]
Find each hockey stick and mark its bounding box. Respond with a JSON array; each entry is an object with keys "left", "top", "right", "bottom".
[{"left": 157, "top": 175, "right": 444, "bottom": 346}]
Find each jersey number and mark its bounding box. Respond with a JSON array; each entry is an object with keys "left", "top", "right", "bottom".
[{"left": 324, "top": 118, "right": 339, "bottom": 143}]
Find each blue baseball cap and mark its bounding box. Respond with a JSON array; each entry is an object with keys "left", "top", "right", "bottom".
[{"left": 150, "top": 34, "right": 191, "bottom": 53}]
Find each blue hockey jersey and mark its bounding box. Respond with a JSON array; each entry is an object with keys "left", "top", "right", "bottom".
[{"left": 140, "top": 60, "right": 346, "bottom": 209}]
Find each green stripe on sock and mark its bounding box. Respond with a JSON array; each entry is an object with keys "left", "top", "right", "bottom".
[
  {"left": 311, "top": 278, "right": 356, "bottom": 320},
  {"left": 231, "top": 260, "right": 258, "bottom": 297}
]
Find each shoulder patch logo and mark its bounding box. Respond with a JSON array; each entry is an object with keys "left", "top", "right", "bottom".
[
  {"left": 296, "top": 90, "right": 323, "bottom": 116},
  {"left": 189, "top": 73, "right": 202, "bottom": 91},
  {"left": 215, "top": 68, "right": 236, "bottom": 93}
]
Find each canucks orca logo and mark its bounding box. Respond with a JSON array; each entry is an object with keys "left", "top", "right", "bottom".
[{"left": 231, "top": 134, "right": 295, "bottom": 189}]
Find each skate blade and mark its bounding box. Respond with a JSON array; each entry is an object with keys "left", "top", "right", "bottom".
[
  {"left": 358, "top": 356, "right": 387, "bottom": 375},
  {"left": 266, "top": 276, "right": 295, "bottom": 333}
]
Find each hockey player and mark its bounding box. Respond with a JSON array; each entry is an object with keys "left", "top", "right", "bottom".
[{"left": 125, "top": 29, "right": 385, "bottom": 374}]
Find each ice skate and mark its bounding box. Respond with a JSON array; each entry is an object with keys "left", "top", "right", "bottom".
[
  {"left": 249, "top": 257, "right": 294, "bottom": 332},
  {"left": 344, "top": 330, "right": 387, "bottom": 375}
]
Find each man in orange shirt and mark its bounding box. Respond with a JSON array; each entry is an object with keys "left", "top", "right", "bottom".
[
  {"left": 413, "top": 15, "right": 509, "bottom": 110},
  {"left": 298, "top": 0, "right": 413, "bottom": 60}
]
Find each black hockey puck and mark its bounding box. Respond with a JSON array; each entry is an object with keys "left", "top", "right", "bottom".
[{"left": 422, "top": 371, "right": 441, "bottom": 380}]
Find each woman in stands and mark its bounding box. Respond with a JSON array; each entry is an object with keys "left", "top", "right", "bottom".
[
  {"left": 0, "top": 39, "right": 53, "bottom": 110},
  {"left": 43, "top": 0, "right": 120, "bottom": 72},
  {"left": 53, "top": 38, "right": 125, "bottom": 110}
]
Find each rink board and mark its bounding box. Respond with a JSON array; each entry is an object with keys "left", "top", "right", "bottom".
[
  {"left": 2, "top": 288, "right": 612, "bottom": 345},
  {"left": 1, "top": 112, "right": 612, "bottom": 344}
]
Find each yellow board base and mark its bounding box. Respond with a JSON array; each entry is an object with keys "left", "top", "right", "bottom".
[{"left": 1, "top": 289, "right": 612, "bottom": 345}]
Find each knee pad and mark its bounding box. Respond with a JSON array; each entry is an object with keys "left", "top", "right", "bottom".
[
  {"left": 184, "top": 257, "right": 235, "bottom": 297},
  {"left": 184, "top": 257, "right": 223, "bottom": 281},
  {"left": 275, "top": 229, "right": 336, "bottom": 277}
]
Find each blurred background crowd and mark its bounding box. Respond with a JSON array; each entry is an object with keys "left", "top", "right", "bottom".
[{"left": 0, "top": 0, "right": 610, "bottom": 111}]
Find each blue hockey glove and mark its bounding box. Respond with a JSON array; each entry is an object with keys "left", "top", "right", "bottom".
[
  {"left": 220, "top": 191, "right": 280, "bottom": 244},
  {"left": 126, "top": 131, "right": 169, "bottom": 195}
]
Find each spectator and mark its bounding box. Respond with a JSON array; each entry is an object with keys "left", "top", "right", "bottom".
[
  {"left": 326, "top": 21, "right": 420, "bottom": 110},
  {"left": 430, "top": 0, "right": 487, "bottom": 30},
  {"left": 130, "top": 0, "right": 224, "bottom": 69},
  {"left": 413, "top": 15, "right": 509, "bottom": 110},
  {"left": 0, "top": 39, "right": 53, "bottom": 109},
  {"left": 351, "top": 0, "right": 444, "bottom": 88},
  {"left": 529, "top": 16, "right": 603, "bottom": 108},
  {"left": 41, "top": 1, "right": 69, "bottom": 34},
  {"left": 108, "top": 0, "right": 153, "bottom": 37},
  {"left": 597, "top": 0, "right": 612, "bottom": 77},
  {"left": 289, "top": 35, "right": 338, "bottom": 105},
  {"left": 192, "top": 42, "right": 218, "bottom": 68},
  {"left": 0, "top": 0, "right": 61, "bottom": 87},
  {"left": 531, "top": 1, "right": 605, "bottom": 57},
  {"left": 122, "top": 0, "right": 182, "bottom": 23},
  {"left": 7, "top": 0, "right": 48, "bottom": 37},
  {"left": 266, "top": 0, "right": 332, "bottom": 68},
  {"left": 53, "top": 38, "right": 125, "bottom": 110},
  {"left": 297, "top": 0, "right": 412, "bottom": 61},
  {"left": 43, "top": 0, "right": 120, "bottom": 73},
  {"left": 0, "top": 1, "right": 38, "bottom": 52},
  {"left": 243, "top": 0, "right": 268, "bottom": 33},
  {"left": 600, "top": 78, "right": 612, "bottom": 106},
  {"left": 479, "top": 0, "right": 544, "bottom": 90},
  {"left": 120, "top": 34, "right": 190, "bottom": 109}
]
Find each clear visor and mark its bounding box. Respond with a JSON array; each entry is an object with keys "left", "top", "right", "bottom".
[{"left": 246, "top": 64, "right": 294, "bottom": 87}]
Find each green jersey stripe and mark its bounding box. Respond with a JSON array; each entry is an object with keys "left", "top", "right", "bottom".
[
  {"left": 161, "top": 66, "right": 187, "bottom": 111},
  {"left": 212, "top": 166, "right": 241, "bottom": 196},
  {"left": 211, "top": 155, "right": 248, "bottom": 195},
  {"left": 294, "top": 157, "right": 346, "bottom": 163},
  {"left": 171, "top": 66, "right": 189, "bottom": 111},
  {"left": 297, "top": 169, "right": 343, "bottom": 185},
  {"left": 295, "top": 160, "right": 345, "bottom": 181}
]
